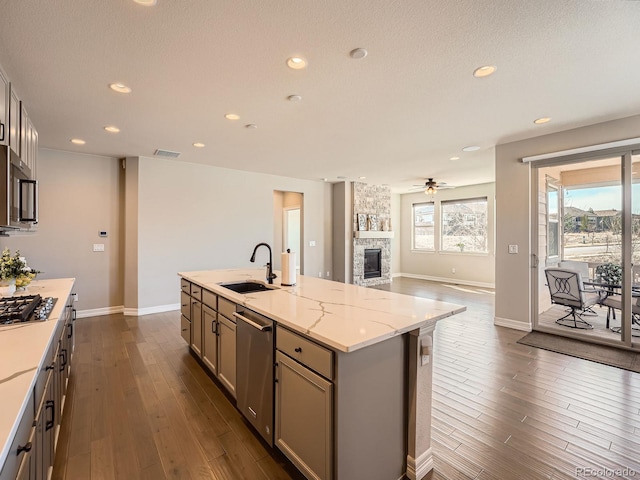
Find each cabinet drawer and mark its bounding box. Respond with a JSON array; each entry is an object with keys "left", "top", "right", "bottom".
[
  {"left": 202, "top": 289, "right": 217, "bottom": 309},
  {"left": 218, "top": 296, "right": 236, "bottom": 321},
  {"left": 180, "top": 315, "right": 191, "bottom": 344},
  {"left": 277, "top": 327, "right": 333, "bottom": 380},
  {"left": 180, "top": 292, "right": 190, "bottom": 318},
  {"left": 0, "top": 392, "right": 35, "bottom": 480},
  {"left": 180, "top": 278, "right": 190, "bottom": 294},
  {"left": 190, "top": 284, "right": 202, "bottom": 301}
]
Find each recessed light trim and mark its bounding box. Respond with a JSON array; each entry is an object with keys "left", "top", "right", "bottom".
[
  {"left": 473, "top": 65, "right": 497, "bottom": 78},
  {"left": 193, "top": 142, "right": 205, "bottom": 148},
  {"left": 337, "top": 176, "right": 347, "bottom": 179},
  {"left": 104, "top": 126, "right": 120, "bottom": 133},
  {"left": 449, "top": 156, "right": 460, "bottom": 161},
  {"left": 287, "top": 56, "right": 307, "bottom": 70},
  {"left": 133, "top": 0, "right": 157, "bottom": 5},
  {"left": 462, "top": 145, "right": 481, "bottom": 152},
  {"left": 71, "top": 138, "right": 86, "bottom": 145},
  {"left": 287, "top": 95, "right": 302, "bottom": 102},
  {"left": 534, "top": 117, "right": 552, "bottom": 125},
  {"left": 358, "top": 176, "right": 366, "bottom": 180},
  {"left": 109, "top": 83, "right": 132, "bottom": 94},
  {"left": 245, "top": 124, "right": 257, "bottom": 129},
  {"left": 225, "top": 113, "right": 240, "bottom": 120}
]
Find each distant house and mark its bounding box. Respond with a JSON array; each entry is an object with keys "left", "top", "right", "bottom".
[{"left": 562, "top": 206, "right": 620, "bottom": 232}]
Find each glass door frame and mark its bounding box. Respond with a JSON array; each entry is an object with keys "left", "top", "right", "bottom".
[{"left": 531, "top": 145, "right": 640, "bottom": 349}]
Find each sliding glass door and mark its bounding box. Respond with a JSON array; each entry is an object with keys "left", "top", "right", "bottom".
[{"left": 534, "top": 152, "right": 638, "bottom": 349}]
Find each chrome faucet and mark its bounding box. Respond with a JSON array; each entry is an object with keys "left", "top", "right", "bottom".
[{"left": 250, "top": 243, "right": 277, "bottom": 284}]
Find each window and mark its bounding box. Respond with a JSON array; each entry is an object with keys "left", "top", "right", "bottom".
[
  {"left": 441, "top": 197, "right": 488, "bottom": 253},
  {"left": 412, "top": 202, "right": 434, "bottom": 250}
]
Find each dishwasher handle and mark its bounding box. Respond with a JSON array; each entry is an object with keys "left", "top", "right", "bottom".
[{"left": 234, "top": 312, "right": 272, "bottom": 332}]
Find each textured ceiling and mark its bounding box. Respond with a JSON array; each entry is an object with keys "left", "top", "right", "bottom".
[{"left": 1, "top": 0, "right": 639, "bottom": 192}]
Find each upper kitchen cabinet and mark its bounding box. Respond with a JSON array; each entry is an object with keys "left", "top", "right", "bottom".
[
  {"left": 9, "top": 85, "right": 20, "bottom": 157},
  {"left": 19, "top": 101, "right": 37, "bottom": 178},
  {"left": 0, "top": 67, "right": 8, "bottom": 147}
]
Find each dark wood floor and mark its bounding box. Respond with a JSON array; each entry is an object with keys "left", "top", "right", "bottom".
[{"left": 52, "top": 278, "right": 640, "bottom": 479}]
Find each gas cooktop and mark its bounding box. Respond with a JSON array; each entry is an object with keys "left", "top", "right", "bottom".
[{"left": 0, "top": 294, "right": 57, "bottom": 325}]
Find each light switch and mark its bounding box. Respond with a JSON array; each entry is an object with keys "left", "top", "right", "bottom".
[
  {"left": 93, "top": 244, "right": 105, "bottom": 252},
  {"left": 309, "top": 240, "right": 316, "bottom": 247},
  {"left": 508, "top": 244, "right": 518, "bottom": 254}
]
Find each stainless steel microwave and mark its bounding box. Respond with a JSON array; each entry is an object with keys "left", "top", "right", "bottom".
[{"left": 0, "top": 145, "right": 37, "bottom": 230}]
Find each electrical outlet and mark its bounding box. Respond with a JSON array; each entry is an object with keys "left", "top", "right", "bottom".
[
  {"left": 318, "top": 272, "right": 322, "bottom": 277},
  {"left": 326, "top": 271, "right": 330, "bottom": 277},
  {"left": 451, "top": 267, "right": 456, "bottom": 274}
]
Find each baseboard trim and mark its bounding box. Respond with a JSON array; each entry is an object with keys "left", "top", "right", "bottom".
[
  {"left": 406, "top": 448, "right": 433, "bottom": 480},
  {"left": 76, "top": 306, "right": 124, "bottom": 318},
  {"left": 399, "top": 273, "right": 494, "bottom": 289},
  {"left": 494, "top": 316, "right": 532, "bottom": 332},
  {"left": 124, "top": 303, "right": 180, "bottom": 317}
]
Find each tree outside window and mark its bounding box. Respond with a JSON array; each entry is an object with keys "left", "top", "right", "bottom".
[
  {"left": 412, "top": 202, "right": 434, "bottom": 250},
  {"left": 441, "top": 198, "right": 488, "bottom": 253}
]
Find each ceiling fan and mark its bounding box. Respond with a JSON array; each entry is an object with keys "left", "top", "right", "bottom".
[{"left": 409, "top": 178, "right": 456, "bottom": 195}]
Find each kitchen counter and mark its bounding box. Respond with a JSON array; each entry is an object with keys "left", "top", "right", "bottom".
[
  {"left": 179, "top": 269, "right": 466, "bottom": 352},
  {"left": 0, "top": 278, "right": 75, "bottom": 468}
]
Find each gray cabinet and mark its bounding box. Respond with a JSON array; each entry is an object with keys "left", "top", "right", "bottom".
[
  {"left": 0, "top": 68, "right": 8, "bottom": 147},
  {"left": 202, "top": 304, "right": 218, "bottom": 375},
  {"left": 275, "top": 350, "right": 333, "bottom": 480},
  {"left": 8, "top": 87, "right": 19, "bottom": 156},
  {"left": 217, "top": 314, "right": 236, "bottom": 398}
]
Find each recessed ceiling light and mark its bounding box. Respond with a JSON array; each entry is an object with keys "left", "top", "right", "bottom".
[
  {"left": 534, "top": 117, "right": 552, "bottom": 125},
  {"left": 337, "top": 176, "right": 347, "bottom": 179},
  {"left": 287, "top": 56, "right": 307, "bottom": 70},
  {"left": 449, "top": 156, "right": 460, "bottom": 161},
  {"left": 70, "top": 138, "right": 86, "bottom": 145},
  {"left": 225, "top": 113, "right": 240, "bottom": 120},
  {"left": 245, "top": 124, "right": 257, "bottom": 129},
  {"left": 359, "top": 176, "right": 366, "bottom": 180},
  {"left": 322, "top": 178, "right": 328, "bottom": 182},
  {"left": 104, "top": 126, "right": 120, "bottom": 133},
  {"left": 109, "top": 83, "right": 132, "bottom": 94},
  {"left": 133, "top": 0, "right": 157, "bottom": 5},
  {"left": 287, "top": 95, "right": 302, "bottom": 102},
  {"left": 462, "top": 145, "right": 480, "bottom": 152},
  {"left": 349, "top": 48, "right": 368, "bottom": 59},
  {"left": 473, "top": 65, "right": 497, "bottom": 78},
  {"left": 193, "top": 142, "right": 205, "bottom": 148}
]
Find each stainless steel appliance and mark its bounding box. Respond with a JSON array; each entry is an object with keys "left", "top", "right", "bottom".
[
  {"left": 0, "top": 294, "right": 57, "bottom": 325},
  {"left": 234, "top": 307, "right": 274, "bottom": 446},
  {"left": 0, "top": 145, "right": 37, "bottom": 231}
]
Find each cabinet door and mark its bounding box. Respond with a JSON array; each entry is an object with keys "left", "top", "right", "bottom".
[
  {"left": 275, "top": 351, "right": 333, "bottom": 480},
  {"left": 8, "top": 87, "right": 19, "bottom": 155},
  {"left": 202, "top": 305, "right": 218, "bottom": 375},
  {"left": 217, "top": 315, "right": 236, "bottom": 398},
  {"left": 20, "top": 103, "right": 27, "bottom": 166},
  {"left": 191, "top": 300, "right": 202, "bottom": 356},
  {"left": 180, "top": 315, "right": 191, "bottom": 344},
  {"left": 0, "top": 68, "right": 8, "bottom": 146},
  {"left": 180, "top": 291, "right": 190, "bottom": 319},
  {"left": 30, "top": 120, "right": 37, "bottom": 178}
]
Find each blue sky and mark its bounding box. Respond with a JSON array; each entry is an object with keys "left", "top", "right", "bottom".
[{"left": 565, "top": 185, "right": 640, "bottom": 213}]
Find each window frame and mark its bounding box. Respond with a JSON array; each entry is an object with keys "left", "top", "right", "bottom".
[
  {"left": 412, "top": 201, "right": 435, "bottom": 252},
  {"left": 440, "top": 197, "right": 489, "bottom": 254}
]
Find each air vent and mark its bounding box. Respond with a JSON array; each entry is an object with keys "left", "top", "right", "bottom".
[{"left": 154, "top": 149, "right": 181, "bottom": 158}]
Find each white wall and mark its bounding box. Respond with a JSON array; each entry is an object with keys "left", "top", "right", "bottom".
[
  {"left": 133, "top": 156, "right": 331, "bottom": 310},
  {"left": 495, "top": 114, "right": 640, "bottom": 330},
  {"left": 2, "top": 149, "right": 123, "bottom": 312},
  {"left": 399, "top": 183, "right": 495, "bottom": 287}
]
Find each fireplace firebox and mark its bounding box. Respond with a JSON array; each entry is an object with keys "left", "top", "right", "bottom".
[{"left": 364, "top": 248, "right": 382, "bottom": 279}]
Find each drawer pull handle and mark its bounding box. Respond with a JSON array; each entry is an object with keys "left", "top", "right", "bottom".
[
  {"left": 294, "top": 347, "right": 302, "bottom": 353},
  {"left": 181, "top": 328, "right": 188, "bottom": 332},
  {"left": 17, "top": 442, "right": 32, "bottom": 455},
  {"left": 182, "top": 304, "right": 188, "bottom": 307},
  {"left": 45, "top": 400, "right": 55, "bottom": 431}
]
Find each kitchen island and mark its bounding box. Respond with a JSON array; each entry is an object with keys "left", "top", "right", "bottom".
[
  {"left": 179, "top": 269, "right": 465, "bottom": 480},
  {"left": 0, "top": 279, "right": 75, "bottom": 480}
]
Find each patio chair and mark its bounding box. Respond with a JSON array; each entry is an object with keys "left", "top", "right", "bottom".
[
  {"left": 544, "top": 268, "right": 604, "bottom": 329},
  {"left": 600, "top": 294, "right": 640, "bottom": 335},
  {"left": 558, "top": 260, "right": 597, "bottom": 314}
]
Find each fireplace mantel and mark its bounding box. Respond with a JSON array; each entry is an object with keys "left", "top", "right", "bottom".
[{"left": 354, "top": 231, "right": 395, "bottom": 239}]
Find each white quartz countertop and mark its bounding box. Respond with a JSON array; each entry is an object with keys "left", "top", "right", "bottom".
[
  {"left": 179, "top": 269, "right": 465, "bottom": 353},
  {"left": 0, "top": 278, "right": 75, "bottom": 467}
]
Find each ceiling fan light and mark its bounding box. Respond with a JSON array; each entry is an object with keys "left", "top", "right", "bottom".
[{"left": 425, "top": 186, "right": 436, "bottom": 195}]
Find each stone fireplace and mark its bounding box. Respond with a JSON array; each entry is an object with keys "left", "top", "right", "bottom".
[{"left": 352, "top": 182, "right": 392, "bottom": 287}]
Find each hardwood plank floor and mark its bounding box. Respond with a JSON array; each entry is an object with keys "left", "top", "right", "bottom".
[{"left": 52, "top": 278, "right": 640, "bottom": 479}]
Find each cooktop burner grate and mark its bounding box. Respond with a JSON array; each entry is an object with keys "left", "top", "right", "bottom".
[{"left": 0, "top": 294, "right": 57, "bottom": 325}]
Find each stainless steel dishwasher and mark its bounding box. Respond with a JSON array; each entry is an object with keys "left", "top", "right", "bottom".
[{"left": 234, "top": 306, "right": 274, "bottom": 446}]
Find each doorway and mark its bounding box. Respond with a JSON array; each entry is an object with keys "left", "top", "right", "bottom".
[
  {"left": 273, "top": 191, "right": 304, "bottom": 274},
  {"left": 533, "top": 151, "right": 640, "bottom": 350}
]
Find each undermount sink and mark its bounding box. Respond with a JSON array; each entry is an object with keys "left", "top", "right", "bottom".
[{"left": 219, "top": 281, "right": 279, "bottom": 294}]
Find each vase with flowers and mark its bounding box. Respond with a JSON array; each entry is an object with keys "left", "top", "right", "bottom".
[{"left": 0, "top": 248, "right": 39, "bottom": 296}]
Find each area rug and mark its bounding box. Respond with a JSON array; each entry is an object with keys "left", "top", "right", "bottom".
[{"left": 517, "top": 331, "right": 640, "bottom": 373}]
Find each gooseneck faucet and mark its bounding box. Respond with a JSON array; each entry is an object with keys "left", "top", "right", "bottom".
[{"left": 250, "top": 243, "right": 277, "bottom": 284}]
